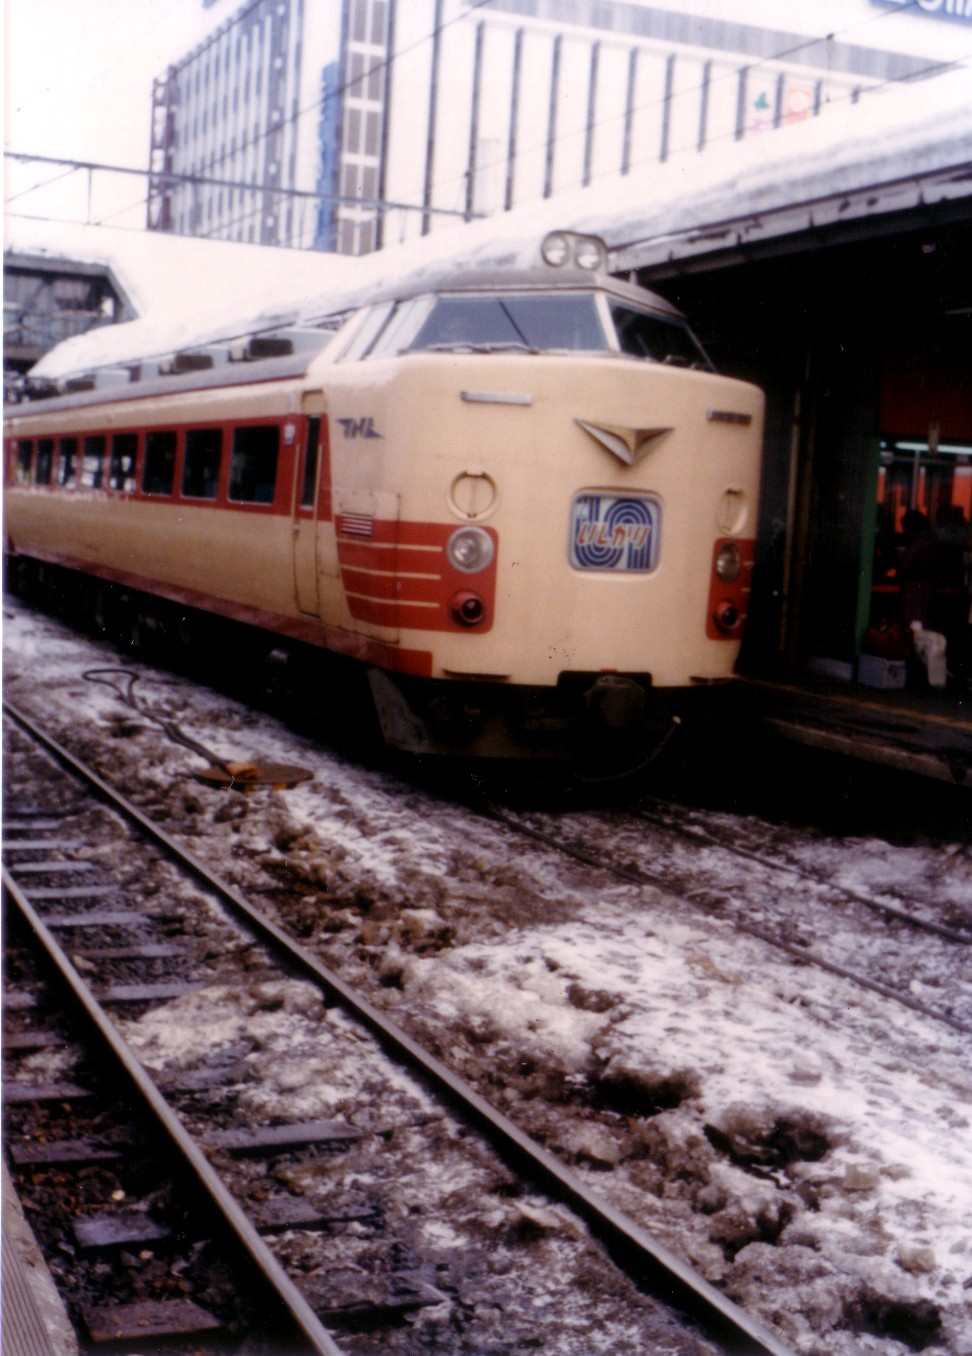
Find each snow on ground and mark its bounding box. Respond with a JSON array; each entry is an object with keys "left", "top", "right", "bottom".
[{"left": 4, "top": 601, "right": 972, "bottom": 1355}]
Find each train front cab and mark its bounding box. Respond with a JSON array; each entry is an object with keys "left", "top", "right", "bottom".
[{"left": 317, "top": 233, "right": 764, "bottom": 763}]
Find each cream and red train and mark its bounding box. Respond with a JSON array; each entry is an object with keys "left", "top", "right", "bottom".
[{"left": 4, "top": 231, "right": 764, "bottom": 764}]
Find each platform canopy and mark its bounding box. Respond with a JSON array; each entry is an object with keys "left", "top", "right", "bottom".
[{"left": 20, "top": 64, "right": 972, "bottom": 385}]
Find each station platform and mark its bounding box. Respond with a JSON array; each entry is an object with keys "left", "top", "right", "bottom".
[
  {"left": 737, "top": 672, "right": 972, "bottom": 787},
  {"left": 2, "top": 1162, "right": 78, "bottom": 1356}
]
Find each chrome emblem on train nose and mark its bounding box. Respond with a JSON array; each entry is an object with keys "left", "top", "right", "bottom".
[{"left": 575, "top": 420, "right": 672, "bottom": 467}]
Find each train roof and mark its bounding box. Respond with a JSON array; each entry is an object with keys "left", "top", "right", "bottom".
[
  {"left": 14, "top": 65, "right": 967, "bottom": 404},
  {"left": 9, "top": 244, "right": 684, "bottom": 410},
  {"left": 339, "top": 259, "right": 683, "bottom": 318}
]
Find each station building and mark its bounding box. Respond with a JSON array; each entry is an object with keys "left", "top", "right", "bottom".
[{"left": 147, "top": 0, "right": 947, "bottom": 254}]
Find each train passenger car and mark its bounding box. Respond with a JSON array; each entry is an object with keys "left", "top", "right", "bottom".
[{"left": 4, "top": 231, "right": 764, "bottom": 767}]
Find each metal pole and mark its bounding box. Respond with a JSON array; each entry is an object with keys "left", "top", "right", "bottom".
[{"left": 422, "top": 0, "right": 444, "bottom": 235}]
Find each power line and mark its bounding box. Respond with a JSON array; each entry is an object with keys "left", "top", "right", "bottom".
[{"left": 3, "top": 150, "right": 479, "bottom": 221}]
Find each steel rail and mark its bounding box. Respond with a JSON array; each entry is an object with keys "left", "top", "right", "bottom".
[
  {"left": 481, "top": 803, "right": 972, "bottom": 1038},
  {"left": 634, "top": 800, "right": 972, "bottom": 945},
  {"left": 1, "top": 866, "right": 347, "bottom": 1356},
  {"left": 4, "top": 698, "right": 794, "bottom": 1356}
]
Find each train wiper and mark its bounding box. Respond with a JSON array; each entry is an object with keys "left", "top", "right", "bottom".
[{"left": 421, "top": 341, "right": 539, "bottom": 354}]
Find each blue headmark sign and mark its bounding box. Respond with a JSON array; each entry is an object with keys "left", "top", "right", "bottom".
[{"left": 870, "top": 0, "right": 972, "bottom": 21}]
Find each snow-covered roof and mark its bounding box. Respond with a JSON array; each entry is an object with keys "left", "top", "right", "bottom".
[
  {"left": 17, "top": 65, "right": 972, "bottom": 385},
  {"left": 5, "top": 224, "right": 360, "bottom": 382}
]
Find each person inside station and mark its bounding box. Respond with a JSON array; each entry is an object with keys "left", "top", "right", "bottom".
[
  {"left": 895, "top": 507, "right": 966, "bottom": 691},
  {"left": 935, "top": 504, "right": 972, "bottom": 688},
  {"left": 898, "top": 509, "right": 936, "bottom": 631}
]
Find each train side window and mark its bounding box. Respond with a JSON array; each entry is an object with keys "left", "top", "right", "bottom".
[
  {"left": 80, "top": 435, "right": 106, "bottom": 489},
  {"left": 109, "top": 434, "right": 137, "bottom": 492},
  {"left": 182, "top": 428, "right": 222, "bottom": 500},
  {"left": 15, "top": 440, "right": 33, "bottom": 485},
  {"left": 300, "top": 418, "right": 319, "bottom": 508},
  {"left": 229, "top": 425, "right": 279, "bottom": 504},
  {"left": 338, "top": 302, "right": 395, "bottom": 362},
  {"left": 367, "top": 296, "right": 435, "bottom": 358},
  {"left": 56, "top": 437, "right": 79, "bottom": 487},
  {"left": 609, "top": 302, "right": 712, "bottom": 371},
  {"left": 35, "top": 439, "right": 54, "bottom": 485},
  {"left": 142, "top": 430, "right": 177, "bottom": 496}
]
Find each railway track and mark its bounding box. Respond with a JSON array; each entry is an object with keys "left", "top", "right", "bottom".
[
  {"left": 635, "top": 795, "right": 972, "bottom": 944},
  {"left": 477, "top": 797, "right": 972, "bottom": 1038},
  {"left": 3, "top": 701, "right": 793, "bottom": 1356}
]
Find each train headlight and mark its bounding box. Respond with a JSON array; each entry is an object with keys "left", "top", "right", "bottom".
[
  {"left": 714, "top": 541, "right": 742, "bottom": 583},
  {"left": 541, "top": 230, "right": 608, "bottom": 272},
  {"left": 573, "top": 236, "right": 605, "bottom": 271},
  {"left": 447, "top": 526, "right": 494, "bottom": 574},
  {"left": 541, "top": 232, "right": 572, "bottom": 267}
]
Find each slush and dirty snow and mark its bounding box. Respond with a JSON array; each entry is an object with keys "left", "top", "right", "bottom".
[{"left": 4, "top": 601, "right": 972, "bottom": 1355}]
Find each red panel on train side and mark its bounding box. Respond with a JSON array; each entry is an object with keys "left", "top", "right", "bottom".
[
  {"left": 705, "top": 538, "right": 755, "bottom": 640},
  {"left": 336, "top": 519, "right": 498, "bottom": 633}
]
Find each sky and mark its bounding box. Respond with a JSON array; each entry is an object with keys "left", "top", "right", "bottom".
[{"left": 3, "top": 0, "right": 969, "bottom": 238}]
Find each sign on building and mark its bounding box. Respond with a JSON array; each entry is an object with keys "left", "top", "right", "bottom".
[{"left": 870, "top": 0, "right": 972, "bottom": 22}]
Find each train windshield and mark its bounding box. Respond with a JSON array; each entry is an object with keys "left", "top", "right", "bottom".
[
  {"left": 348, "top": 290, "right": 711, "bottom": 366},
  {"left": 609, "top": 302, "right": 712, "bottom": 370},
  {"left": 404, "top": 294, "right": 606, "bottom": 354}
]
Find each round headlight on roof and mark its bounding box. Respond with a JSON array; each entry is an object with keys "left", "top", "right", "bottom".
[
  {"left": 541, "top": 230, "right": 608, "bottom": 271},
  {"left": 541, "top": 231, "right": 572, "bottom": 267},
  {"left": 573, "top": 235, "right": 607, "bottom": 271}
]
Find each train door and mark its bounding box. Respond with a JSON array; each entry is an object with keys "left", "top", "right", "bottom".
[
  {"left": 292, "top": 415, "right": 321, "bottom": 615},
  {"left": 292, "top": 409, "right": 340, "bottom": 615}
]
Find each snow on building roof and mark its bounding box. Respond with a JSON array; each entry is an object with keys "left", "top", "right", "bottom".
[
  {"left": 19, "top": 65, "right": 972, "bottom": 385},
  {"left": 7, "top": 223, "right": 358, "bottom": 381}
]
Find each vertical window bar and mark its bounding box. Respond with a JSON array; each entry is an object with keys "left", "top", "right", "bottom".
[
  {"left": 698, "top": 59, "right": 711, "bottom": 151},
  {"left": 422, "top": 0, "right": 444, "bottom": 235},
  {"left": 544, "top": 35, "right": 562, "bottom": 199},
  {"left": 582, "top": 41, "right": 599, "bottom": 188},
  {"left": 735, "top": 66, "right": 748, "bottom": 141},
  {"left": 504, "top": 28, "right": 523, "bottom": 210},
  {"left": 659, "top": 53, "right": 675, "bottom": 162},
  {"left": 375, "top": 0, "right": 397, "bottom": 249},
  {"left": 773, "top": 71, "right": 785, "bottom": 128},
  {"left": 621, "top": 46, "right": 637, "bottom": 176},
  {"left": 465, "top": 21, "right": 485, "bottom": 221}
]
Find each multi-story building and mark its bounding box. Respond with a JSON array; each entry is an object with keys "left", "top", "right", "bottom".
[{"left": 148, "top": 0, "right": 947, "bottom": 254}]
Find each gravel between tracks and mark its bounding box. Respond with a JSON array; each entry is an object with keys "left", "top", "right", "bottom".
[{"left": 5, "top": 601, "right": 972, "bottom": 1356}]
